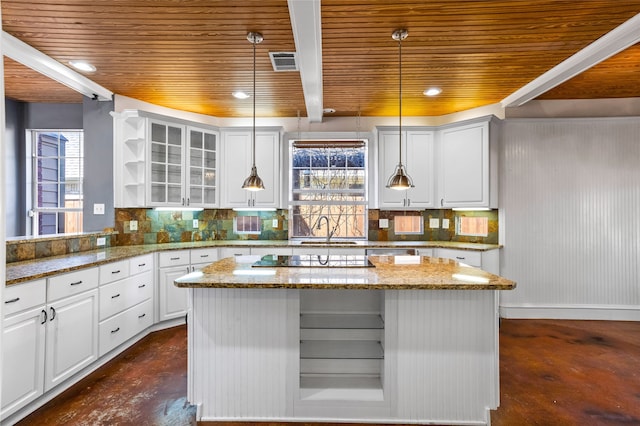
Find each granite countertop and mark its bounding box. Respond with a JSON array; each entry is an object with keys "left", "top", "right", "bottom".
[
  {"left": 6, "top": 240, "right": 501, "bottom": 286},
  {"left": 174, "top": 255, "right": 516, "bottom": 291}
]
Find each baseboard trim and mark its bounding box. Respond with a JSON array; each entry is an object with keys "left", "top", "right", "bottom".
[{"left": 500, "top": 304, "right": 640, "bottom": 321}]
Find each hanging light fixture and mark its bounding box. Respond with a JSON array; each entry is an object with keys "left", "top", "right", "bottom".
[
  {"left": 386, "top": 28, "right": 414, "bottom": 190},
  {"left": 242, "top": 31, "right": 265, "bottom": 191}
]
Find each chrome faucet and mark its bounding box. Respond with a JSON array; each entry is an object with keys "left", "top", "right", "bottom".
[{"left": 317, "top": 215, "right": 332, "bottom": 242}]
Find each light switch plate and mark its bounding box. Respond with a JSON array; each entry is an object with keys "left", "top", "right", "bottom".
[
  {"left": 193, "top": 219, "right": 199, "bottom": 228},
  {"left": 379, "top": 218, "right": 389, "bottom": 228},
  {"left": 130, "top": 220, "right": 138, "bottom": 231},
  {"left": 272, "top": 219, "right": 279, "bottom": 227},
  {"left": 93, "top": 203, "right": 105, "bottom": 215},
  {"left": 96, "top": 237, "right": 106, "bottom": 246},
  {"left": 429, "top": 218, "right": 440, "bottom": 229},
  {"left": 442, "top": 218, "right": 450, "bottom": 229}
]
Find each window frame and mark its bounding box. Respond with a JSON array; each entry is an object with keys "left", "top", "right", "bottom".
[
  {"left": 288, "top": 139, "right": 369, "bottom": 241},
  {"left": 28, "top": 129, "right": 85, "bottom": 236}
]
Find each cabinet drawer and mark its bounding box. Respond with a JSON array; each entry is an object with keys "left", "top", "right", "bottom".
[
  {"left": 190, "top": 248, "right": 218, "bottom": 266},
  {"left": 99, "top": 260, "right": 130, "bottom": 285},
  {"left": 47, "top": 268, "right": 99, "bottom": 302},
  {"left": 4, "top": 279, "right": 46, "bottom": 317},
  {"left": 436, "top": 249, "right": 482, "bottom": 268},
  {"left": 98, "top": 298, "right": 154, "bottom": 357},
  {"left": 99, "top": 271, "right": 153, "bottom": 321},
  {"left": 129, "top": 254, "right": 153, "bottom": 276},
  {"left": 158, "top": 251, "right": 190, "bottom": 267}
]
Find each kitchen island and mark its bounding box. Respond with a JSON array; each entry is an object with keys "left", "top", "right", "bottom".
[{"left": 175, "top": 254, "right": 515, "bottom": 425}]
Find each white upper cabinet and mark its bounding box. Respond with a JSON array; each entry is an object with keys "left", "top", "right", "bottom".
[
  {"left": 113, "top": 110, "right": 219, "bottom": 208},
  {"left": 438, "top": 117, "right": 496, "bottom": 208},
  {"left": 378, "top": 129, "right": 436, "bottom": 209},
  {"left": 221, "top": 128, "right": 281, "bottom": 209}
]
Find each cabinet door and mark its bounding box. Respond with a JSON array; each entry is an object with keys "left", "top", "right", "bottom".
[
  {"left": 221, "top": 130, "right": 251, "bottom": 207},
  {"left": 158, "top": 265, "right": 190, "bottom": 321},
  {"left": 187, "top": 126, "right": 219, "bottom": 208},
  {"left": 378, "top": 130, "right": 435, "bottom": 209},
  {"left": 405, "top": 130, "right": 435, "bottom": 208},
  {"left": 378, "top": 131, "right": 408, "bottom": 208},
  {"left": 45, "top": 289, "right": 99, "bottom": 391},
  {"left": 252, "top": 131, "right": 280, "bottom": 208},
  {"left": 221, "top": 130, "right": 280, "bottom": 208},
  {"left": 439, "top": 122, "right": 489, "bottom": 207},
  {"left": 1, "top": 307, "right": 46, "bottom": 418},
  {"left": 148, "top": 119, "right": 186, "bottom": 207}
]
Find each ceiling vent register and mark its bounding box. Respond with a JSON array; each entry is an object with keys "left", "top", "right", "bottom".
[{"left": 269, "top": 52, "right": 299, "bottom": 72}]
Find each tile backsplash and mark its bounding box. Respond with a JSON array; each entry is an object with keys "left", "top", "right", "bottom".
[
  {"left": 114, "top": 208, "right": 288, "bottom": 246},
  {"left": 368, "top": 209, "right": 498, "bottom": 244}
]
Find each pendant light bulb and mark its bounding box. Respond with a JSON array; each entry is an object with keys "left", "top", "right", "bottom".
[
  {"left": 242, "top": 31, "right": 265, "bottom": 192},
  {"left": 387, "top": 29, "right": 414, "bottom": 191}
]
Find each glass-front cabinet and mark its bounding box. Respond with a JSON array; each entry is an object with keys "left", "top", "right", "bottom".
[{"left": 113, "top": 110, "right": 219, "bottom": 208}]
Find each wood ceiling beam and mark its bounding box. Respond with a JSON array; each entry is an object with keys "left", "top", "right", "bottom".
[
  {"left": 288, "top": 0, "right": 324, "bottom": 122},
  {"left": 502, "top": 13, "right": 640, "bottom": 108},
  {"left": 2, "top": 31, "right": 113, "bottom": 101}
]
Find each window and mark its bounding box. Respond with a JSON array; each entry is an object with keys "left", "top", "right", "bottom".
[
  {"left": 289, "top": 140, "right": 367, "bottom": 240},
  {"left": 29, "top": 130, "right": 84, "bottom": 235}
]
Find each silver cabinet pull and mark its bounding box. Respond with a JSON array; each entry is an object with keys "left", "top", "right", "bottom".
[{"left": 4, "top": 297, "right": 20, "bottom": 304}]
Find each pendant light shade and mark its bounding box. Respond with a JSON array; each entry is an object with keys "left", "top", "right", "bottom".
[
  {"left": 386, "top": 29, "right": 415, "bottom": 191},
  {"left": 242, "top": 31, "right": 265, "bottom": 191}
]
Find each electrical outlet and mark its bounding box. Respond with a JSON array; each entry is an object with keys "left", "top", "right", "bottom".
[
  {"left": 272, "top": 219, "right": 279, "bottom": 228},
  {"left": 429, "top": 218, "right": 440, "bottom": 229},
  {"left": 193, "top": 219, "right": 199, "bottom": 228},
  {"left": 93, "top": 203, "right": 105, "bottom": 215},
  {"left": 442, "top": 218, "right": 450, "bottom": 229},
  {"left": 130, "top": 220, "right": 138, "bottom": 231},
  {"left": 379, "top": 218, "right": 389, "bottom": 228},
  {"left": 96, "top": 237, "right": 106, "bottom": 246}
]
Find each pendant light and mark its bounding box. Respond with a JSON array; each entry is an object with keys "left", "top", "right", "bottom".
[
  {"left": 242, "top": 31, "right": 265, "bottom": 191},
  {"left": 386, "top": 29, "right": 414, "bottom": 190}
]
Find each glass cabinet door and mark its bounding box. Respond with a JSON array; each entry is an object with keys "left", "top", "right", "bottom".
[
  {"left": 187, "top": 128, "right": 218, "bottom": 207},
  {"left": 149, "top": 120, "right": 185, "bottom": 206}
]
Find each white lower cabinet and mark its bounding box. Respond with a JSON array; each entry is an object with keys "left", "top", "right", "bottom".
[
  {"left": 1, "top": 303, "right": 47, "bottom": 419},
  {"left": 434, "top": 248, "right": 499, "bottom": 274},
  {"left": 45, "top": 288, "right": 99, "bottom": 391},
  {"left": 98, "top": 255, "right": 154, "bottom": 357},
  {"left": 158, "top": 251, "right": 191, "bottom": 322}
]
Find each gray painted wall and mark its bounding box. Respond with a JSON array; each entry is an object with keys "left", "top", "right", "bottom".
[
  {"left": 5, "top": 99, "right": 26, "bottom": 237},
  {"left": 4, "top": 98, "right": 114, "bottom": 236},
  {"left": 82, "top": 97, "right": 115, "bottom": 232}
]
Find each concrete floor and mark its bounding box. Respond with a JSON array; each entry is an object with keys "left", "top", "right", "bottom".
[{"left": 16, "top": 319, "right": 640, "bottom": 426}]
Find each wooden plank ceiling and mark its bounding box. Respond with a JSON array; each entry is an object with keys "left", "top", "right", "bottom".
[{"left": 2, "top": 0, "right": 640, "bottom": 118}]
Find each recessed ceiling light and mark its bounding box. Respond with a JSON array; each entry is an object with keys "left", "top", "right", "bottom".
[
  {"left": 68, "top": 60, "right": 96, "bottom": 72},
  {"left": 424, "top": 87, "right": 442, "bottom": 97},
  {"left": 232, "top": 91, "right": 250, "bottom": 99}
]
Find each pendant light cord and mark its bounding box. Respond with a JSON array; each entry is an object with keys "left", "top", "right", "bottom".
[
  {"left": 398, "top": 34, "right": 403, "bottom": 168},
  {"left": 252, "top": 35, "right": 257, "bottom": 169}
]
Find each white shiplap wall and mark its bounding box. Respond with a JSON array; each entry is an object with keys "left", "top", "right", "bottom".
[
  {"left": 500, "top": 117, "right": 640, "bottom": 319},
  {"left": 190, "top": 288, "right": 295, "bottom": 420}
]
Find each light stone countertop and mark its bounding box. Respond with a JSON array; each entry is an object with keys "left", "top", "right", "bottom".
[
  {"left": 6, "top": 240, "right": 501, "bottom": 286},
  {"left": 174, "top": 255, "right": 516, "bottom": 291}
]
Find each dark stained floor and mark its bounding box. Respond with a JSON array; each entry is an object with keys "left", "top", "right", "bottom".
[{"left": 16, "top": 320, "right": 640, "bottom": 426}]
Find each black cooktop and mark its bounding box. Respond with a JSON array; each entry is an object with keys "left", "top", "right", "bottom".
[{"left": 252, "top": 255, "right": 375, "bottom": 268}]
